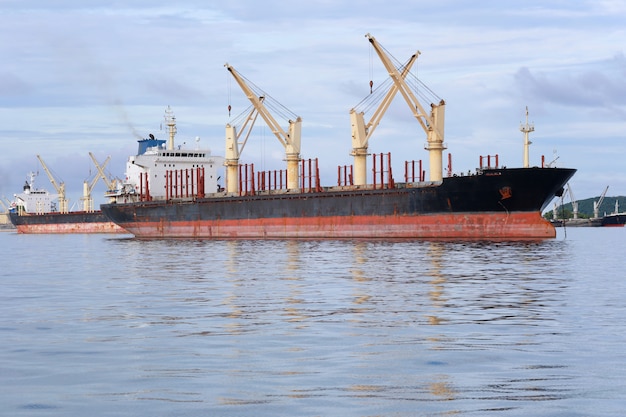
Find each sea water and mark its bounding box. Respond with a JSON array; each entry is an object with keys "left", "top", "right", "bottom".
[{"left": 1, "top": 228, "right": 625, "bottom": 416}]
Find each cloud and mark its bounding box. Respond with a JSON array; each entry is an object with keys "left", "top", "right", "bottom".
[
  {"left": 515, "top": 54, "right": 626, "bottom": 118},
  {"left": 2, "top": 1, "right": 626, "bottom": 202},
  {"left": 0, "top": 73, "right": 32, "bottom": 104}
]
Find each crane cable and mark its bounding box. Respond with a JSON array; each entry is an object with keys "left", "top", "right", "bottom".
[
  {"left": 227, "top": 71, "right": 232, "bottom": 117},
  {"left": 369, "top": 43, "right": 373, "bottom": 94}
]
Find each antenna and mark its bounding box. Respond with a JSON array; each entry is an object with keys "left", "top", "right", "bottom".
[{"left": 164, "top": 106, "right": 177, "bottom": 150}]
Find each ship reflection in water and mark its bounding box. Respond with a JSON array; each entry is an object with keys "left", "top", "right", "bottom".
[
  {"left": 162, "top": 239, "right": 574, "bottom": 411},
  {"left": 2, "top": 231, "right": 624, "bottom": 416}
]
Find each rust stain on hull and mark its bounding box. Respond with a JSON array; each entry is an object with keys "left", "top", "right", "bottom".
[
  {"left": 121, "top": 212, "right": 556, "bottom": 240},
  {"left": 15, "top": 222, "right": 126, "bottom": 234}
]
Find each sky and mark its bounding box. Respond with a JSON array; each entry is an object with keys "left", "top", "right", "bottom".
[{"left": 1, "top": 0, "right": 625, "bottom": 211}]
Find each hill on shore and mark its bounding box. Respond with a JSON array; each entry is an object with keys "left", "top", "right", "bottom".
[{"left": 544, "top": 196, "right": 626, "bottom": 219}]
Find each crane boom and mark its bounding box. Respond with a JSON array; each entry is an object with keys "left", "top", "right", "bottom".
[
  {"left": 365, "top": 33, "right": 446, "bottom": 182},
  {"left": 593, "top": 185, "right": 609, "bottom": 219},
  {"left": 0, "top": 197, "right": 9, "bottom": 212},
  {"left": 566, "top": 183, "right": 578, "bottom": 219},
  {"left": 82, "top": 154, "right": 111, "bottom": 212},
  {"left": 350, "top": 53, "right": 418, "bottom": 185},
  {"left": 82, "top": 172, "right": 99, "bottom": 212},
  {"left": 89, "top": 153, "right": 114, "bottom": 190},
  {"left": 36, "top": 155, "right": 68, "bottom": 213},
  {"left": 225, "top": 63, "right": 302, "bottom": 190},
  {"left": 225, "top": 105, "right": 263, "bottom": 193}
]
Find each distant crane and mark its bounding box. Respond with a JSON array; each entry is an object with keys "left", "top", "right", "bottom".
[
  {"left": 81, "top": 154, "right": 112, "bottom": 212},
  {"left": 613, "top": 200, "right": 621, "bottom": 215},
  {"left": 0, "top": 196, "right": 11, "bottom": 213},
  {"left": 553, "top": 184, "right": 575, "bottom": 221},
  {"left": 36, "top": 155, "right": 68, "bottom": 213},
  {"left": 567, "top": 183, "right": 578, "bottom": 219},
  {"left": 89, "top": 152, "right": 119, "bottom": 203},
  {"left": 593, "top": 186, "right": 609, "bottom": 219}
]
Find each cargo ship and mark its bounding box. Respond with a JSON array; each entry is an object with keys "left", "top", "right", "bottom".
[
  {"left": 551, "top": 212, "right": 625, "bottom": 228},
  {"left": 100, "top": 35, "right": 576, "bottom": 240},
  {"left": 551, "top": 185, "right": 626, "bottom": 227},
  {"left": 601, "top": 201, "right": 626, "bottom": 227},
  {"left": 9, "top": 209, "right": 124, "bottom": 234},
  {"left": 9, "top": 166, "right": 125, "bottom": 235}
]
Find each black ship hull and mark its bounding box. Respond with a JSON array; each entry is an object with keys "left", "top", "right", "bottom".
[
  {"left": 9, "top": 210, "right": 126, "bottom": 234},
  {"left": 101, "top": 167, "right": 576, "bottom": 239},
  {"left": 601, "top": 213, "right": 626, "bottom": 227}
]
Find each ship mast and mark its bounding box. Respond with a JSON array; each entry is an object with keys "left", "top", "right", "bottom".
[
  {"left": 164, "top": 105, "right": 177, "bottom": 151},
  {"left": 520, "top": 106, "right": 534, "bottom": 168}
]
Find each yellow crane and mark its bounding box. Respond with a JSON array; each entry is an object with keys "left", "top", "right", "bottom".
[
  {"left": 224, "top": 63, "right": 302, "bottom": 191},
  {"left": 81, "top": 154, "right": 112, "bottom": 212},
  {"left": 89, "top": 152, "right": 119, "bottom": 203},
  {"left": 365, "top": 33, "right": 446, "bottom": 182},
  {"left": 350, "top": 51, "right": 419, "bottom": 185},
  {"left": 0, "top": 197, "right": 11, "bottom": 213},
  {"left": 566, "top": 183, "right": 579, "bottom": 219},
  {"left": 593, "top": 186, "right": 609, "bottom": 219},
  {"left": 36, "top": 155, "right": 68, "bottom": 213},
  {"left": 224, "top": 101, "right": 265, "bottom": 193}
]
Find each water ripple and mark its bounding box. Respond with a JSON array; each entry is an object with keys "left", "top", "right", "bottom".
[{"left": 1, "top": 230, "right": 625, "bottom": 416}]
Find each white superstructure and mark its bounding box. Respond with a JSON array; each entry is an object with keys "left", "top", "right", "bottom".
[
  {"left": 12, "top": 172, "right": 58, "bottom": 214},
  {"left": 109, "top": 107, "right": 224, "bottom": 203}
]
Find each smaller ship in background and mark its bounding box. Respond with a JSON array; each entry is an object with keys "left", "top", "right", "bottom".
[
  {"left": 601, "top": 200, "right": 626, "bottom": 227},
  {"left": 9, "top": 154, "right": 125, "bottom": 234},
  {"left": 592, "top": 186, "right": 626, "bottom": 227},
  {"left": 550, "top": 184, "right": 626, "bottom": 227}
]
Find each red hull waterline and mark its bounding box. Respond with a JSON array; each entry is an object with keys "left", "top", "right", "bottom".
[
  {"left": 15, "top": 222, "right": 126, "bottom": 234},
  {"left": 121, "top": 212, "right": 556, "bottom": 240}
]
